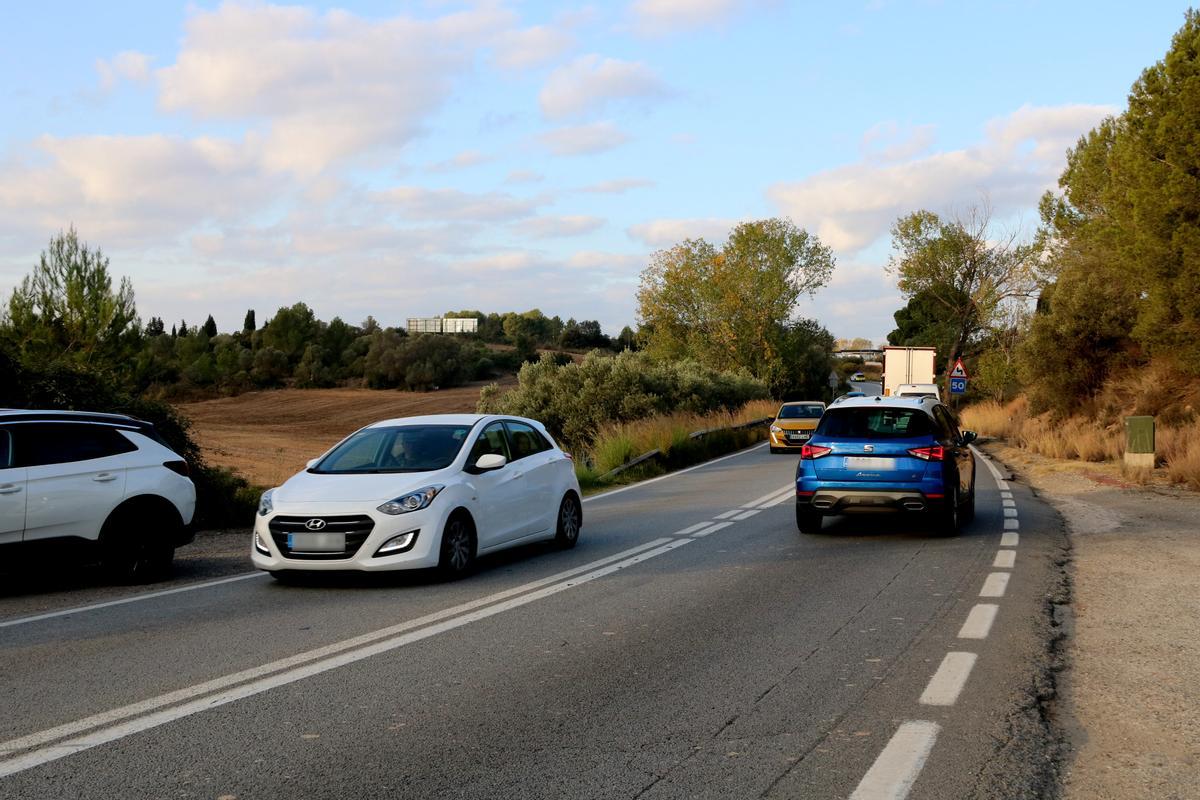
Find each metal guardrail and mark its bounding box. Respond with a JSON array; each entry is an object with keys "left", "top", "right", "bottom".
[{"left": 597, "top": 417, "right": 773, "bottom": 481}]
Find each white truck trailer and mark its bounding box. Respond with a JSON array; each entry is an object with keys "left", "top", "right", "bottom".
[{"left": 882, "top": 346, "right": 937, "bottom": 397}]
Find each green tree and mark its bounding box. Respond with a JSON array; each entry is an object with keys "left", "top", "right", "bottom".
[
  {"left": 1029, "top": 10, "right": 1200, "bottom": 385},
  {"left": 262, "top": 303, "right": 320, "bottom": 363},
  {"left": 636, "top": 218, "right": 834, "bottom": 389},
  {"left": 3, "top": 228, "right": 139, "bottom": 371},
  {"left": 889, "top": 205, "right": 1035, "bottom": 395},
  {"left": 202, "top": 314, "right": 218, "bottom": 338},
  {"left": 243, "top": 309, "right": 256, "bottom": 333}
]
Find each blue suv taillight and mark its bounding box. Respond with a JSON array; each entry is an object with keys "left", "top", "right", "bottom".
[
  {"left": 907, "top": 445, "right": 945, "bottom": 461},
  {"left": 801, "top": 444, "right": 832, "bottom": 459}
]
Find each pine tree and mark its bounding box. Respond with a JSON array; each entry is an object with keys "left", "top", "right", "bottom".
[
  {"left": 203, "top": 314, "right": 217, "bottom": 338},
  {"left": 243, "top": 309, "right": 256, "bottom": 333}
]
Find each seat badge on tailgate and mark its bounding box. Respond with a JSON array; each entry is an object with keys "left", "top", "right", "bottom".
[{"left": 863, "top": 444, "right": 874, "bottom": 453}]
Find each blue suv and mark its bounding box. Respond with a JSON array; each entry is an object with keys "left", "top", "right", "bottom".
[{"left": 795, "top": 396, "right": 976, "bottom": 535}]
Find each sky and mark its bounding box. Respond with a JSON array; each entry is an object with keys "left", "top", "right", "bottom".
[{"left": 0, "top": 1, "right": 1191, "bottom": 345}]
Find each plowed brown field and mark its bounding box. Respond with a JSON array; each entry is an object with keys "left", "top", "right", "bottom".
[{"left": 178, "top": 379, "right": 511, "bottom": 487}]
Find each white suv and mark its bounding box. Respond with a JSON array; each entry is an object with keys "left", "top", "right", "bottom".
[{"left": 0, "top": 410, "right": 197, "bottom": 582}]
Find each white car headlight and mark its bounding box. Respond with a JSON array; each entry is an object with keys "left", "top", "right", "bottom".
[
  {"left": 378, "top": 485, "right": 443, "bottom": 515},
  {"left": 770, "top": 425, "right": 782, "bottom": 433},
  {"left": 257, "top": 488, "right": 275, "bottom": 517}
]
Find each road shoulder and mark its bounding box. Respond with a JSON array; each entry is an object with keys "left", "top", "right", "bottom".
[{"left": 983, "top": 442, "right": 1200, "bottom": 800}]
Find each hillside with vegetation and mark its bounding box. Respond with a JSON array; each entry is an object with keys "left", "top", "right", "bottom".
[{"left": 886, "top": 13, "right": 1200, "bottom": 487}]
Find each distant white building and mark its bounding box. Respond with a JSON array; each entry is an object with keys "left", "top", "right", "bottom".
[{"left": 406, "top": 317, "right": 479, "bottom": 334}]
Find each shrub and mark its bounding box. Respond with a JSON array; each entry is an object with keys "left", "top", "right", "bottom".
[{"left": 478, "top": 350, "right": 769, "bottom": 451}]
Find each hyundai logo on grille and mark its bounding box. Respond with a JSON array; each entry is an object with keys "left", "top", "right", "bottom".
[{"left": 304, "top": 518, "right": 327, "bottom": 531}]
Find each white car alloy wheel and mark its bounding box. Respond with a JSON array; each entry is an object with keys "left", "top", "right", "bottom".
[
  {"left": 555, "top": 494, "right": 581, "bottom": 549},
  {"left": 439, "top": 514, "right": 475, "bottom": 577}
]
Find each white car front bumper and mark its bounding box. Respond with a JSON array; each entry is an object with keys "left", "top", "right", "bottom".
[{"left": 250, "top": 503, "right": 447, "bottom": 572}]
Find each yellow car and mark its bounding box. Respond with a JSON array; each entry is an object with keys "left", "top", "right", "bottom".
[{"left": 768, "top": 401, "right": 826, "bottom": 454}]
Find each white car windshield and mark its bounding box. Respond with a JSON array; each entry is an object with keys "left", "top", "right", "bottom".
[{"left": 312, "top": 425, "right": 473, "bottom": 474}]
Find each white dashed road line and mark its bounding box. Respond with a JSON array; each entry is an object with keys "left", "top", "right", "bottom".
[
  {"left": 993, "top": 550, "right": 1016, "bottom": 569},
  {"left": 714, "top": 509, "right": 741, "bottom": 520},
  {"left": 849, "top": 721, "right": 941, "bottom": 800},
  {"left": 690, "top": 521, "right": 734, "bottom": 538},
  {"left": 957, "top": 604, "right": 999, "bottom": 640},
  {"left": 744, "top": 484, "right": 794, "bottom": 509},
  {"left": 1004, "top": 518, "right": 1019, "bottom": 530},
  {"left": 730, "top": 509, "right": 760, "bottom": 521},
  {"left": 672, "top": 522, "right": 715, "bottom": 536},
  {"left": 919, "top": 652, "right": 978, "bottom": 706},
  {"left": 1000, "top": 532, "right": 1019, "bottom": 547},
  {"left": 979, "top": 572, "right": 1011, "bottom": 598}
]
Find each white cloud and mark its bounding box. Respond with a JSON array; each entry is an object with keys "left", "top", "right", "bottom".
[
  {"left": 494, "top": 24, "right": 574, "bottom": 70},
  {"left": 539, "top": 55, "right": 668, "bottom": 119},
  {"left": 768, "top": 103, "right": 1114, "bottom": 254},
  {"left": 626, "top": 217, "right": 736, "bottom": 247},
  {"left": 427, "top": 150, "right": 490, "bottom": 173},
  {"left": 514, "top": 215, "right": 605, "bottom": 239},
  {"left": 566, "top": 251, "right": 644, "bottom": 271},
  {"left": 0, "top": 134, "right": 287, "bottom": 247},
  {"left": 96, "top": 51, "right": 152, "bottom": 91},
  {"left": 156, "top": 3, "right": 514, "bottom": 175},
  {"left": 860, "top": 121, "right": 937, "bottom": 162},
  {"left": 631, "top": 0, "right": 767, "bottom": 35},
  {"left": 373, "top": 186, "right": 540, "bottom": 222},
  {"left": 581, "top": 177, "right": 655, "bottom": 193},
  {"left": 505, "top": 169, "right": 545, "bottom": 184},
  {"left": 539, "top": 122, "right": 630, "bottom": 156}
]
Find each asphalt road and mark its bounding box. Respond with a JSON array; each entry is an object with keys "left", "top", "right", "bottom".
[{"left": 0, "top": 442, "right": 1067, "bottom": 799}]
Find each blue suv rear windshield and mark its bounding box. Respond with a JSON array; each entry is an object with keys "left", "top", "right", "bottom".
[{"left": 816, "top": 407, "right": 934, "bottom": 439}]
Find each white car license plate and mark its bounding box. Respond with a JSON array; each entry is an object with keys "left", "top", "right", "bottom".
[
  {"left": 844, "top": 456, "right": 897, "bottom": 470},
  {"left": 287, "top": 532, "right": 346, "bottom": 552},
  {"left": 787, "top": 432, "right": 810, "bottom": 441}
]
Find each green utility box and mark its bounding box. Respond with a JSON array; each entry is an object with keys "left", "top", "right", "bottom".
[{"left": 1124, "top": 415, "right": 1155, "bottom": 468}]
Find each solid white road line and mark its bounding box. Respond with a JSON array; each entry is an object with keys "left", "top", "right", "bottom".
[
  {"left": 582, "top": 441, "right": 769, "bottom": 504},
  {"left": 980, "top": 572, "right": 1011, "bottom": 598},
  {"left": 714, "top": 510, "right": 741, "bottom": 520},
  {"left": 958, "top": 604, "right": 999, "bottom": 640},
  {"left": 0, "top": 537, "right": 673, "bottom": 761},
  {"left": 672, "top": 522, "right": 715, "bottom": 536},
  {"left": 0, "top": 537, "right": 695, "bottom": 779},
  {"left": 1003, "top": 507, "right": 1018, "bottom": 518},
  {"left": 997, "top": 480, "right": 1009, "bottom": 491},
  {"left": 993, "top": 550, "right": 1016, "bottom": 569},
  {"left": 745, "top": 485, "right": 794, "bottom": 509},
  {"left": 731, "top": 509, "right": 759, "bottom": 521},
  {"left": 1000, "top": 532, "right": 1019, "bottom": 547},
  {"left": 1004, "top": 518, "right": 1019, "bottom": 531},
  {"left": 849, "top": 720, "right": 940, "bottom": 800},
  {"left": 919, "top": 652, "right": 978, "bottom": 706},
  {"left": 0, "top": 572, "right": 268, "bottom": 630},
  {"left": 691, "top": 521, "right": 734, "bottom": 538},
  {"left": 972, "top": 446, "right": 1006, "bottom": 483}
]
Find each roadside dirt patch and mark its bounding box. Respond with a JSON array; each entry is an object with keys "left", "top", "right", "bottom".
[
  {"left": 988, "top": 443, "right": 1200, "bottom": 799},
  {"left": 179, "top": 380, "right": 510, "bottom": 487}
]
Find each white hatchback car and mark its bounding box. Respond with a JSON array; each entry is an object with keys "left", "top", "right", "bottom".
[
  {"left": 251, "top": 414, "right": 583, "bottom": 580},
  {"left": 0, "top": 410, "right": 197, "bottom": 582}
]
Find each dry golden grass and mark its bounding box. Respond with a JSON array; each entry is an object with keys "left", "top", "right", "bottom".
[
  {"left": 588, "top": 399, "right": 778, "bottom": 474},
  {"left": 179, "top": 380, "right": 510, "bottom": 487},
  {"left": 963, "top": 392, "right": 1200, "bottom": 490}
]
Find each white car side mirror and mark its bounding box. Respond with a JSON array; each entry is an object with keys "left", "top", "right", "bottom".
[{"left": 473, "top": 453, "right": 507, "bottom": 472}]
